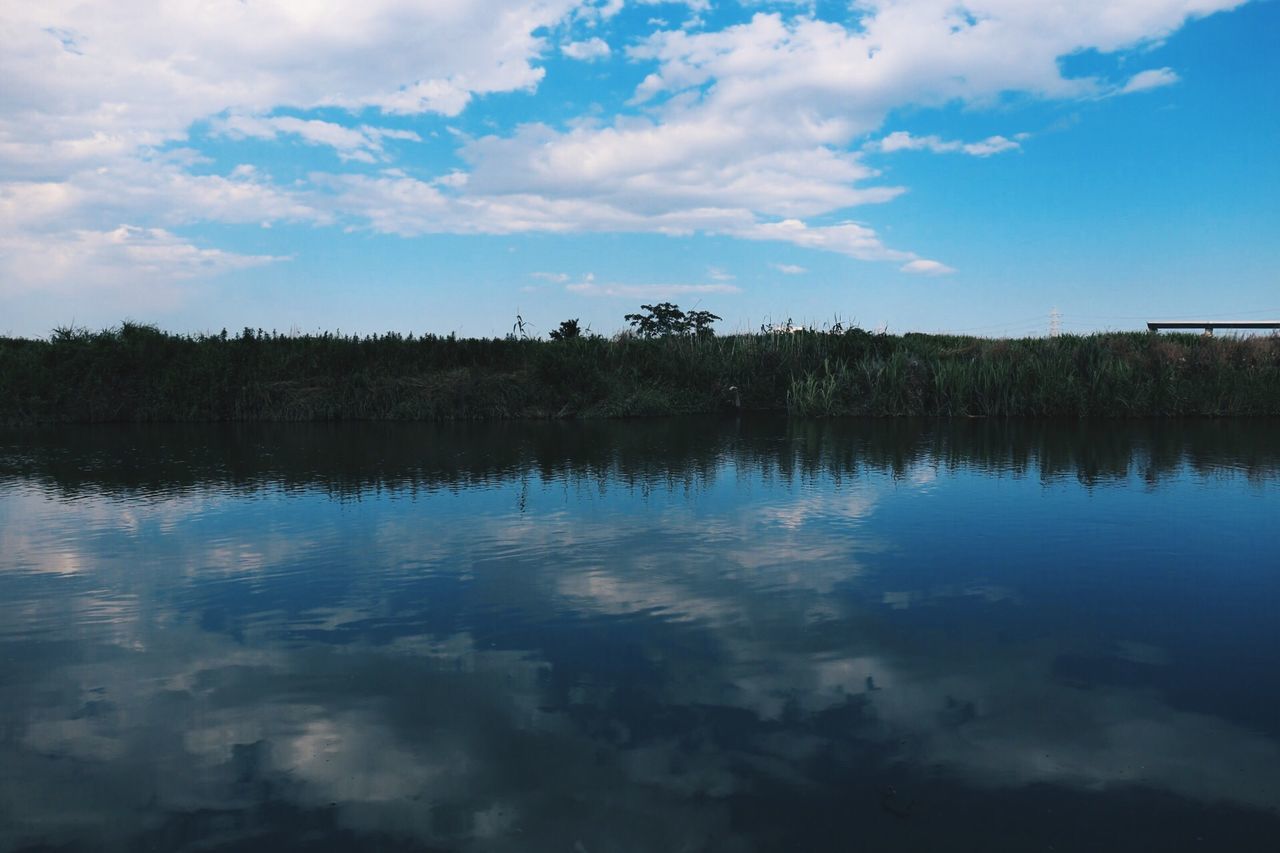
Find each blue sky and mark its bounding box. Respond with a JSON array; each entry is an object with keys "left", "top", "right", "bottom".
[{"left": 1, "top": 0, "right": 1276, "bottom": 338}]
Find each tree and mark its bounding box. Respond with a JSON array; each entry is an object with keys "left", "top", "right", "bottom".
[
  {"left": 685, "top": 309, "right": 721, "bottom": 337},
  {"left": 623, "top": 302, "right": 719, "bottom": 338},
  {"left": 625, "top": 302, "right": 686, "bottom": 338},
  {"left": 548, "top": 318, "right": 582, "bottom": 340}
]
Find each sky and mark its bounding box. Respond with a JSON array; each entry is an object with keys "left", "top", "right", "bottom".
[{"left": 1, "top": 0, "right": 1277, "bottom": 339}]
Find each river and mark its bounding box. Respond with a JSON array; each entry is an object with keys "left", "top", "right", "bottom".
[{"left": 1, "top": 418, "right": 1278, "bottom": 851}]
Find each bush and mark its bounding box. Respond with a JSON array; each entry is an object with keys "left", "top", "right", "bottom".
[
  {"left": 1, "top": 324, "right": 1278, "bottom": 423},
  {"left": 548, "top": 319, "right": 582, "bottom": 341}
]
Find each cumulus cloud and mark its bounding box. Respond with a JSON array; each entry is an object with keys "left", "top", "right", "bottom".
[
  {"left": 2, "top": 0, "right": 581, "bottom": 156},
  {"left": 211, "top": 115, "right": 421, "bottom": 164},
  {"left": 1, "top": 157, "right": 310, "bottom": 310},
  {"left": 1, "top": 161, "right": 322, "bottom": 237},
  {"left": 0, "top": 225, "right": 284, "bottom": 297},
  {"left": 0, "top": 0, "right": 1250, "bottom": 301},
  {"left": 901, "top": 259, "right": 957, "bottom": 276},
  {"left": 421, "top": 1, "right": 1239, "bottom": 264},
  {"left": 290, "top": 168, "right": 922, "bottom": 271},
  {"left": 876, "top": 131, "right": 1023, "bottom": 156},
  {"left": 733, "top": 219, "right": 911, "bottom": 262},
  {"left": 565, "top": 273, "right": 740, "bottom": 298},
  {"left": 1121, "top": 67, "right": 1182, "bottom": 93},
  {"left": 0, "top": 0, "right": 588, "bottom": 306},
  {"left": 459, "top": 121, "right": 903, "bottom": 219},
  {"left": 562, "top": 37, "right": 612, "bottom": 61},
  {"left": 770, "top": 263, "right": 807, "bottom": 275}
]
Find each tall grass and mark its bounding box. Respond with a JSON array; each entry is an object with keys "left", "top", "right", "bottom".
[{"left": 2, "top": 322, "right": 1279, "bottom": 423}]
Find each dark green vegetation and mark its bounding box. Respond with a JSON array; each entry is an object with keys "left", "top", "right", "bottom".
[
  {"left": 624, "top": 302, "right": 721, "bottom": 338},
  {"left": 2, "top": 321, "right": 1279, "bottom": 423}
]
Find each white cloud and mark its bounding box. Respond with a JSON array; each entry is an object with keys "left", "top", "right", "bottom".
[
  {"left": 308, "top": 170, "right": 923, "bottom": 266},
  {"left": 732, "top": 219, "right": 912, "bottom": 262},
  {"left": 0, "top": 225, "right": 283, "bottom": 297},
  {"left": 0, "top": 163, "right": 322, "bottom": 234},
  {"left": 961, "top": 135, "right": 1023, "bottom": 156},
  {"left": 530, "top": 271, "right": 570, "bottom": 282},
  {"left": 460, "top": 121, "right": 903, "bottom": 220},
  {"left": 876, "top": 131, "right": 1023, "bottom": 157},
  {"left": 566, "top": 274, "right": 740, "bottom": 298},
  {"left": 0, "top": 0, "right": 589, "bottom": 300},
  {"left": 2, "top": 0, "right": 583, "bottom": 158},
  {"left": 0, "top": 0, "right": 1249, "bottom": 301},
  {"left": 770, "top": 263, "right": 807, "bottom": 275},
  {"left": 706, "top": 266, "right": 735, "bottom": 281},
  {"left": 635, "top": 0, "right": 711, "bottom": 14},
  {"left": 1121, "top": 67, "right": 1181, "bottom": 93},
  {"left": 431, "top": 2, "right": 1239, "bottom": 264},
  {"left": 575, "top": 0, "right": 625, "bottom": 24},
  {"left": 562, "top": 38, "right": 612, "bottom": 61},
  {"left": 212, "top": 116, "right": 421, "bottom": 164},
  {"left": 0, "top": 158, "right": 325, "bottom": 288},
  {"left": 312, "top": 173, "right": 453, "bottom": 237},
  {"left": 901, "top": 259, "right": 956, "bottom": 276},
  {"left": 0, "top": 159, "right": 319, "bottom": 314}
]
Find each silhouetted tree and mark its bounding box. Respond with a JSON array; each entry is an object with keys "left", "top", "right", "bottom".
[
  {"left": 685, "top": 309, "right": 721, "bottom": 337},
  {"left": 624, "top": 303, "right": 720, "bottom": 338},
  {"left": 548, "top": 319, "right": 582, "bottom": 340}
]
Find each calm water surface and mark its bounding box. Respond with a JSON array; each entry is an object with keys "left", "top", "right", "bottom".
[{"left": 1, "top": 418, "right": 1278, "bottom": 852}]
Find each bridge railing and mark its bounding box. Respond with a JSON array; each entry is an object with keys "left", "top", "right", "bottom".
[{"left": 1147, "top": 321, "right": 1280, "bottom": 336}]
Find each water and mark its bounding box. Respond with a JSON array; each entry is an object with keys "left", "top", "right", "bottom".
[{"left": 1, "top": 418, "right": 1278, "bottom": 852}]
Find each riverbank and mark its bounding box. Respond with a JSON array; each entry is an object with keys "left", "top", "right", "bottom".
[{"left": 2, "top": 324, "right": 1278, "bottom": 423}]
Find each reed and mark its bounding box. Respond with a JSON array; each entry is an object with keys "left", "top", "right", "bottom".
[{"left": 2, "top": 322, "right": 1279, "bottom": 423}]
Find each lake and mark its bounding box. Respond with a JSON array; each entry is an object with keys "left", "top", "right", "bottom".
[{"left": 1, "top": 418, "right": 1278, "bottom": 852}]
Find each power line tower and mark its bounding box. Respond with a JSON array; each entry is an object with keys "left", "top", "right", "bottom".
[{"left": 1049, "top": 307, "right": 1062, "bottom": 338}]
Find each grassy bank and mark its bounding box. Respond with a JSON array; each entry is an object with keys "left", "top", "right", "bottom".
[{"left": 2, "top": 323, "right": 1279, "bottom": 423}]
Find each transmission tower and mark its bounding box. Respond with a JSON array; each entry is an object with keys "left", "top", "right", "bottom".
[{"left": 1049, "top": 307, "right": 1062, "bottom": 338}]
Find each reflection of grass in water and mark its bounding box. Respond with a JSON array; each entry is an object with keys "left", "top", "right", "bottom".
[
  {"left": 2, "top": 322, "right": 1279, "bottom": 422},
  {"left": 5, "top": 416, "right": 1280, "bottom": 498}
]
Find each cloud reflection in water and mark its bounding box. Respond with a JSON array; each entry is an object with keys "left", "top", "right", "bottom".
[{"left": 1, "top": 418, "right": 1279, "bottom": 851}]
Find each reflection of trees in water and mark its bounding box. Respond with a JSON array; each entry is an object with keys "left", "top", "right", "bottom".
[
  {"left": 3, "top": 418, "right": 1280, "bottom": 850},
  {"left": 2, "top": 417, "right": 1278, "bottom": 498}
]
